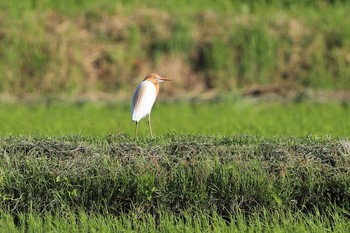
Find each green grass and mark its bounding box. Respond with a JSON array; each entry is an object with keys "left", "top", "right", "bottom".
[
  {"left": 1, "top": 209, "right": 350, "bottom": 232},
  {"left": 0, "top": 99, "right": 349, "bottom": 137},
  {"left": 0, "top": 134, "right": 350, "bottom": 231},
  {"left": 1, "top": 134, "right": 349, "bottom": 214},
  {"left": 0, "top": 98, "right": 350, "bottom": 231},
  {"left": 2, "top": 2, "right": 350, "bottom": 229}
]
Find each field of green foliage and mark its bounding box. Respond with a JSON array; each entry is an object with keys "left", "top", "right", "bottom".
[
  {"left": 1, "top": 134, "right": 350, "bottom": 231},
  {"left": 1, "top": 0, "right": 350, "bottom": 232},
  {"left": 2, "top": 97, "right": 349, "bottom": 232},
  {"left": 0, "top": 98, "right": 350, "bottom": 137},
  {"left": 0, "top": 100, "right": 350, "bottom": 231}
]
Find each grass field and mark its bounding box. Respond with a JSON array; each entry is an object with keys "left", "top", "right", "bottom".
[
  {"left": 1, "top": 99, "right": 349, "bottom": 232},
  {"left": 1, "top": 0, "right": 350, "bottom": 231},
  {"left": 2, "top": 97, "right": 349, "bottom": 232},
  {"left": 1, "top": 210, "right": 350, "bottom": 232},
  {"left": 0, "top": 98, "right": 350, "bottom": 137}
]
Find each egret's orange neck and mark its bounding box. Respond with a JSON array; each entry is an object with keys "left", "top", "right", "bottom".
[{"left": 144, "top": 74, "right": 160, "bottom": 96}]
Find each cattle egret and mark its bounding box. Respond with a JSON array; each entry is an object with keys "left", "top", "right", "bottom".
[{"left": 131, "top": 73, "right": 171, "bottom": 138}]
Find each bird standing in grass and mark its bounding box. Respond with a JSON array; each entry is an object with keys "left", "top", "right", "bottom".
[{"left": 131, "top": 73, "right": 171, "bottom": 138}]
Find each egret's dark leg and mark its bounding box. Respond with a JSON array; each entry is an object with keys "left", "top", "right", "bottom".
[
  {"left": 148, "top": 114, "right": 153, "bottom": 138},
  {"left": 135, "top": 122, "right": 139, "bottom": 139}
]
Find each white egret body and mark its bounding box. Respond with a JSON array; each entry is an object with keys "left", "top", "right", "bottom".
[
  {"left": 132, "top": 80, "right": 157, "bottom": 122},
  {"left": 131, "top": 73, "right": 171, "bottom": 138}
]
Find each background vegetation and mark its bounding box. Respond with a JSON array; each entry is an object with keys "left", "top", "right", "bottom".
[{"left": 0, "top": 0, "right": 350, "bottom": 98}]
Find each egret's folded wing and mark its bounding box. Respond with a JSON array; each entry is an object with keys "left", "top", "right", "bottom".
[{"left": 131, "top": 81, "right": 157, "bottom": 122}]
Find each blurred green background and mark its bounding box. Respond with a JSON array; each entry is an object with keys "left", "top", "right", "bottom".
[{"left": 1, "top": 0, "right": 350, "bottom": 98}]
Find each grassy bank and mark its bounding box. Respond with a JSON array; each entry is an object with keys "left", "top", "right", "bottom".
[
  {"left": 1, "top": 135, "right": 349, "bottom": 216},
  {"left": 1, "top": 0, "right": 350, "bottom": 97}
]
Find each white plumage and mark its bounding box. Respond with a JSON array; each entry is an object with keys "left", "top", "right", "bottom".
[
  {"left": 131, "top": 80, "right": 156, "bottom": 122},
  {"left": 131, "top": 73, "right": 171, "bottom": 138}
]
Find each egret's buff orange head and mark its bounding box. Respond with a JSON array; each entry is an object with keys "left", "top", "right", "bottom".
[{"left": 144, "top": 73, "right": 171, "bottom": 84}]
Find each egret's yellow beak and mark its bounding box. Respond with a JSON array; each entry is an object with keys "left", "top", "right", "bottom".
[{"left": 160, "top": 77, "right": 172, "bottom": 82}]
